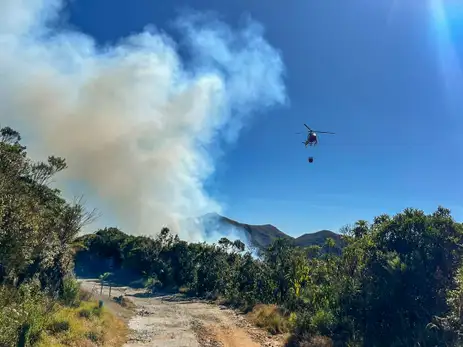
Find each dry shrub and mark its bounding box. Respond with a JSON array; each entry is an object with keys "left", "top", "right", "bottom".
[
  {"left": 248, "top": 304, "right": 292, "bottom": 335},
  {"left": 79, "top": 288, "right": 94, "bottom": 302},
  {"left": 178, "top": 286, "right": 189, "bottom": 294},
  {"left": 113, "top": 295, "right": 136, "bottom": 310}
]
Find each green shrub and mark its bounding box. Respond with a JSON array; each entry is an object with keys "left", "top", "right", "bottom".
[
  {"left": 0, "top": 282, "right": 56, "bottom": 347},
  {"left": 60, "top": 277, "right": 81, "bottom": 307},
  {"left": 78, "top": 302, "right": 103, "bottom": 320},
  {"left": 47, "top": 320, "right": 71, "bottom": 334}
]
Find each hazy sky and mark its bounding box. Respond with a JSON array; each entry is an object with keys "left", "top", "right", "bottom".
[{"left": 2, "top": 0, "right": 461, "bottom": 238}]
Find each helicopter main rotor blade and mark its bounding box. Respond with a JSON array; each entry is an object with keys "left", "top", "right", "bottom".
[{"left": 304, "top": 124, "right": 311, "bottom": 131}]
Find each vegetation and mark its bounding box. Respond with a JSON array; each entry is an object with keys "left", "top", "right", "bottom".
[
  {"left": 0, "top": 126, "right": 126, "bottom": 346},
  {"left": 248, "top": 304, "right": 294, "bottom": 335},
  {"left": 76, "top": 206, "right": 463, "bottom": 346},
  {"left": 3, "top": 124, "right": 463, "bottom": 346}
]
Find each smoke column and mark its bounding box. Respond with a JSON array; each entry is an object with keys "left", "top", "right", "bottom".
[{"left": 0, "top": 0, "right": 287, "bottom": 241}]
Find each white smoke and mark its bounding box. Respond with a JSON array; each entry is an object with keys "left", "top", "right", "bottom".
[{"left": 0, "top": 0, "right": 287, "bottom": 241}]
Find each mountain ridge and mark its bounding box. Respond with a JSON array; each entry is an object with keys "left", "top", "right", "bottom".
[{"left": 199, "top": 212, "right": 343, "bottom": 250}]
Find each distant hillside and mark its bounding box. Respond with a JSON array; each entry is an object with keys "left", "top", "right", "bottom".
[
  {"left": 294, "top": 229, "right": 343, "bottom": 248},
  {"left": 200, "top": 213, "right": 344, "bottom": 251}
]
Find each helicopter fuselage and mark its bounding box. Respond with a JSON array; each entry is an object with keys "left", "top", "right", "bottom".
[{"left": 304, "top": 132, "right": 318, "bottom": 146}]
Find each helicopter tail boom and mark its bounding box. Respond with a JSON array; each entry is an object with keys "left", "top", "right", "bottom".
[{"left": 313, "top": 130, "right": 335, "bottom": 134}]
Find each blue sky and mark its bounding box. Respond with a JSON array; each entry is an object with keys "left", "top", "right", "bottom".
[{"left": 66, "top": 0, "right": 462, "bottom": 237}]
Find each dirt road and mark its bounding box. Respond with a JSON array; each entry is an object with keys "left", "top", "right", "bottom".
[{"left": 79, "top": 279, "right": 287, "bottom": 347}]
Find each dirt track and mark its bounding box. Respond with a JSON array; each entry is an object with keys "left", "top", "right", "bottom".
[{"left": 79, "top": 279, "right": 287, "bottom": 347}]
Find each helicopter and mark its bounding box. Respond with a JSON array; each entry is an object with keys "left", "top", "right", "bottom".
[{"left": 296, "top": 124, "right": 335, "bottom": 163}]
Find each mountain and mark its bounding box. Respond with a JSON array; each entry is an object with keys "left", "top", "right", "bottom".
[
  {"left": 294, "top": 229, "right": 343, "bottom": 248},
  {"left": 199, "top": 213, "right": 344, "bottom": 251}
]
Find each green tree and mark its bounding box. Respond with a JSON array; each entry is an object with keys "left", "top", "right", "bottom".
[{"left": 0, "top": 126, "right": 97, "bottom": 295}]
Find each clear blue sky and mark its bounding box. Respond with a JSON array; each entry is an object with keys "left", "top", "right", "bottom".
[{"left": 66, "top": 0, "right": 463, "bottom": 237}]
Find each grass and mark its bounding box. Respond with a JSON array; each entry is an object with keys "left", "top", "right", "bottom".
[
  {"left": 0, "top": 283, "right": 127, "bottom": 347},
  {"left": 247, "top": 304, "right": 293, "bottom": 335},
  {"left": 37, "top": 300, "right": 127, "bottom": 347}
]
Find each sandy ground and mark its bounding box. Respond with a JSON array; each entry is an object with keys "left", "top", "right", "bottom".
[{"left": 78, "top": 279, "right": 288, "bottom": 347}]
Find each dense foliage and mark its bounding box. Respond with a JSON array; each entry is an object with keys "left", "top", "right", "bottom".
[
  {"left": 0, "top": 126, "right": 121, "bottom": 347},
  {"left": 76, "top": 209, "right": 463, "bottom": 346},
  {"left": 0, "top": 126, "right": 97, "bottom": 293}
]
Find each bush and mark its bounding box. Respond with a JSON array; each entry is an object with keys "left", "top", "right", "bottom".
[
  {"left": 144, "top": 275, "right": 163, "bottom": 292},
  {"left": 113, "top": 295, "right": 136, "bottom": 310},
  {"left": 0, "top": 282, "right": 56, "bottom": 347},
  {"left": 48, "top": 320, "right": 71, "bottom": 334},
  {"left": 293, "top": 309, "right": 335, "bottom": 339},
  {"left": 248, "top": 304, "right": 292, "bottom": 335},
  {"left": 78, "top": 302, "right": 103, "bottom": 319},
  {"left": 78, "top": 288, "right": 94, "bottom": 302},
  {"left": 60, "top": 277, "right": 81, "bottom": 307}
]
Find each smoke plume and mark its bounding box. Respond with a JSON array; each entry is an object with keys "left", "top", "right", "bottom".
[{"left": 0, "top": 0, "right": 287, "bottom": 241}]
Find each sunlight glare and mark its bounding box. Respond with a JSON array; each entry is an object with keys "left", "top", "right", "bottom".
[{"left": 427, "top": 0, "right": 463, "bottom": 114}]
